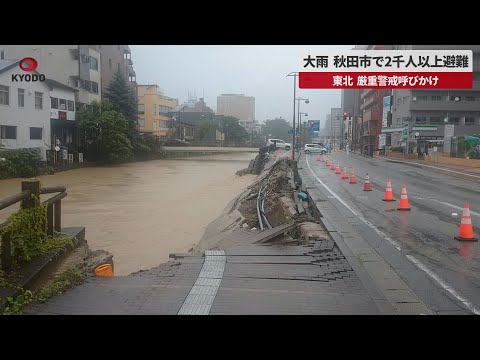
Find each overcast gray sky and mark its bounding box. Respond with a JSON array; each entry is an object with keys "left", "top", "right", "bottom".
[{"left": 130, "top": 45, "right": 353, "bottom": 128}]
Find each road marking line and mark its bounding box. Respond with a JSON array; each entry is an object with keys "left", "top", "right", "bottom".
[
  {"left": 306, "top": 156, "right": 479, "bottom": 316},
  {"left": 388, "top": 160, "right": 480, "bottom": 179},
  {"left": 430, "top": 199, "right": 480, "bottom": 217},
  {"left": 306, "top": 156, "right": 401, "bottom": 251},
  {"left": 406, "top": 255, "right": 480, "bottom": 315}
]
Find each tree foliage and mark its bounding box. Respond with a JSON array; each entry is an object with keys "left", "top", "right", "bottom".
[
  {"left": 78, "top": 100, "right": 133, "bottom": 163},
  {"left": 195, "top": 122, "right": 219, "bottom": 142},
  {"left": 217, "top": 116, "right": 249, "bottom": 143},
  {"left": 263, "top": 117, "right": 292, "bottom": 142}
]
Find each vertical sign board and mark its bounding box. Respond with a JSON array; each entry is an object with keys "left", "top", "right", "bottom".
[
  {"left": 444, "top": 124, "right": 455, "bottom": 154},
  {"left": 380, "top": 96, "right": 392, "bottom": 149}
]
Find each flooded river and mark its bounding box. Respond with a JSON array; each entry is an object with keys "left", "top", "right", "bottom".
[{"left": 0, "top": 153, "right": 256, "bottom": 275}]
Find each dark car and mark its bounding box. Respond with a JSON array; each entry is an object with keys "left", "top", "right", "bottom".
[{"left": 163, "top": 139, "right": 190, "bottom": 146}]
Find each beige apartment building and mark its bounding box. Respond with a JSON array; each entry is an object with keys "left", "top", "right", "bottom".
[
  {"left": 88, "top": 45, "right": 136, "bottom": 95},
  {"left": 137, "top": 85, "right": 178, "bottom": 138},
  {"left": 217, "top": 93, "right": 255, "bottom": 132}
]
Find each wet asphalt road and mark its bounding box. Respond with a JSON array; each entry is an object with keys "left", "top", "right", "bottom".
[{"left": 301, "top": 152, "right": 480, "bottom": 315}]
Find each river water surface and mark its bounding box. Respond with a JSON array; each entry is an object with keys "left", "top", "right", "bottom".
[{"left": 0, "top": 153, "right": 256, "bottom": 275}]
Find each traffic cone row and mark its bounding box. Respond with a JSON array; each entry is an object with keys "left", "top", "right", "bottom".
[{"left": 314, "top": 156, "right": 477, "bottom": 242}]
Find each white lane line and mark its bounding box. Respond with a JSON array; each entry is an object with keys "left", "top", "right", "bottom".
[
  {"left": 305, "top": 156, "right": 401, "bottom": 251},
  {"left": 430, "top": 199, "right": 480, "bottom": 217},
  {"left": 389, "top": 160, "right": 480, "bottom": 179},
  {"left": 406, "top": 255, "right": 480, "bottom": 315},
  {"left": 305, "top": 156, "right": 479, "bottom": 315}
]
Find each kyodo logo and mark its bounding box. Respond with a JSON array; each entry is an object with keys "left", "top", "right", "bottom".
[{"left": 11, "top": 57, "right": 45, "bottom": 82}]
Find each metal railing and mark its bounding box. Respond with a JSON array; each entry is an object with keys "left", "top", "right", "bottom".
[{"left": 0, "top": 180, "right": 67, "bottom": 274}]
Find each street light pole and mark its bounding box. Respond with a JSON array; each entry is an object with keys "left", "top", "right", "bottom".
[{"left": 287, "top": 72, "right": 299, "bottom": 160}]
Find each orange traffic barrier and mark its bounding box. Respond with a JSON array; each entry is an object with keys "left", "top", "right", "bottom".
[
  {"left": 316, "top": 154, "right": 321, "bottom": 161},
  {"left": 363, "top": 173, "right": 372, "bottom": 191},
  {"left": 335, "top": 164, "right": 341, "bottom": 174},
  {"left": 95, "top": 264, "right": 114, "bottom": 277},
  {"left": 454, "top": 202, "right": 478, "bottom": 241},
  {"left": 341, "top": 166, "right": 349, "bottom": 179},
  {"left": 397, "top": 185, "right": 411, "bottom": 211},
  {"left": 330, "top": 162, "right": 335, "bottom": 170},
  {"left": 382, "top": 179, "right": 395, "bottom": 201},
  {"left": 349, "top": 168, "right": 357, "bottom": 184}
]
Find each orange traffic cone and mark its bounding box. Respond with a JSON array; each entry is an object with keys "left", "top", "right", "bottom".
[
  {"left": 316, "top": 154, "right": 321, "bottom": 161},
  {"left": 349, "top": 168, "right": 357, "bottom": 184},
  {"left": 363, "top": 173, "right": 372, "bottom": 191},
  {"left": 382, "top": 179, "right": 395, "bottom": 201},
  {"left": 397, "top": 185, "right": 411, "bottom": 211},
  {"left": 325, "top": 158, "right": 330, "bottom": 166},
  {"left": 330, "top": 162, "right": 335, "bottom": 170},
  {"left": 335, "top": 164, "right": 341, "bottom": 174},
  {"left": 341, "top": 167, "right": 349, "bottom": 179},
  {"left": 454, "top": 202, "right": 478, "bottom": 241},
  {"left": 321, "top": 155, "right": 325, "bottom": 162}
]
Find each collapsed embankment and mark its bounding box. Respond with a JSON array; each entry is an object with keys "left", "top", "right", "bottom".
[{"left": 194, "top": 154, "right": 326, "bottom": 251}]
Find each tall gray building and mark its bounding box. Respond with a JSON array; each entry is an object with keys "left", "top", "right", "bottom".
[
  {"left": 320, "top": 108, "right": 342, "bottom": 147},
  {"left": 386, "top": 45, "right": 480, "bottom": 154}
]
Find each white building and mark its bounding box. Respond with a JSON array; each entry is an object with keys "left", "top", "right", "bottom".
[
  {"left": 0, "top": 60, "right": 51, "bottom": 160},
  {"left": 44, "top": 79, "right": 78, "bottom": 161},
  {"left": 0, "top": 45, "right": 101, "bottom": 109}
]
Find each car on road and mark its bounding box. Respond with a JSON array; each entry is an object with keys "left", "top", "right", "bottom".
[
  {"left": 162, "top": 139, "right": 190, "bottom": 146},
  {"left": 304, "top": 144, "right": 327, "bottom": 154},
  {"left": 267, "top": 139, "right": 291, "bottom": 150}
]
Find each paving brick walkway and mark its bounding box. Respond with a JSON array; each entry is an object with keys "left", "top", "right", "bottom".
[{"left": 25, "top": 232, "right": 381, "bottom": 315}]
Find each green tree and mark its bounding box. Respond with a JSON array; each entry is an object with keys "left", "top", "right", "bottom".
[
  {"left": 105, "top": 70, "right": 138, "bottom": 125},
  {"left": 263, "top": 117, "right": 292, "bottom": 142},
  {"left": 196, "top": 122, "right": 219, "bottom": 142},
  {"left": 217, "top": 116, "right": 249, "bottom": 143},
  {"left": 78, "top": 100, "right": 133, "bottom": 163}
]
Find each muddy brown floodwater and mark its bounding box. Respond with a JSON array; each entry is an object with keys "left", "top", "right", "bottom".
[{"left": 0, "top": 153, "right": 256, "bottom": 275}]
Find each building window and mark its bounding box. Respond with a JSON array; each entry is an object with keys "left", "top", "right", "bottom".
[
  {"left": 30, "top": 127, "right": 42, "bottom": 140},
  {"left": 51, "top": 97, "right": 59, "bottom": 109},
  {"left": 431, "top": 95, "right": 442, "bottom": 101},
  {"left": 153, "top": 104, "right": 157, "bottom": 115},
  {"left": 430, "top": 117, "right": 441, "bottom": 124},
  {"left": 91, "top": 81, "right": 99, "bottom": 94},
  {"left": 397, "top": 97, "right": 401, "bottom": 105},
  {"left": 18, "top": 88, "right": 25, "bottom": 108},
  {"left": 465, "top": 117, "right": 475, "bottom": 125},
  {"left": 59, "top": 98, "right": 67, "bottom": 110},
  {"left": 138, "top": 119, "right": 145, "bottom": 127},
  {"left": 415, "top": 117, "right": 427, "bottom": 124},
  {"left": 448, "top": 117, "right": 460, "bottom": 124},
  {"left": 160, "top": 106, "right": 172, "bottom": 114},
  {"left": 0, "top": 85, "right": 9, "bottom": 105},
  {"left": 35, "top": 92, "right": 43, "bottom": 109},
  {"left": 138, "top": 104, "right": 145, "bottom": 114},
  {"left": 0, "top": 125, "right": 16, "bottom": 139},
  {"left": 109, "top": 59, "right": 112, "bottom": 69},
  {"left": 160, "top": 120, "right": 169, "bottom": 128},
  {"left": 81, "top": 79, "right": 91, "bottom": 92},
  {"left": 0, "top": 50, "right": 4, "bottom": 59},
  {"left": 403, "top": 97, "right": 408, "bottom": 104},
  {"left": 416, "top": 95, "right": 427, "bottom": 101},
  {"left": 67, "top": 100, "right": 74, "bottom": 111},
  {"left": 90, "top": 56, "right": 99, "bottom": 70},
  {"left": 465, "top": 96, "right": 475, "bottom": 101}
]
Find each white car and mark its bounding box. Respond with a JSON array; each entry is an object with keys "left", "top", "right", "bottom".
[
  {"left": 267, "top": 139, "right": 291, "bottom": 150},
  {"left": 304, "top": 144, "right": 327, "bottom": 154}
]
